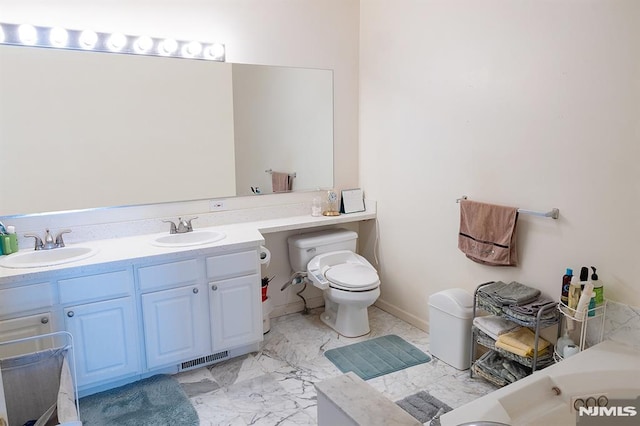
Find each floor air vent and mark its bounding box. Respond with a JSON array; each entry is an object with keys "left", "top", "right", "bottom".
[{"left": 179, "top": 350, "right": 230, "bottom": 371}]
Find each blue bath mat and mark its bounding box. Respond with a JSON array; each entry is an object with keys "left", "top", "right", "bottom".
[
  {"left": 324, "top": 335, "right": 431, "bottom": 380},
  {"left": 79, "top": 374, "right": 199, "bottom": 425}
]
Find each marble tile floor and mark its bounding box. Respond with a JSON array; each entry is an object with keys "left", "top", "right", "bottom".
[{"left": 176, "top": 306, "right": 497, "bottom": 425}]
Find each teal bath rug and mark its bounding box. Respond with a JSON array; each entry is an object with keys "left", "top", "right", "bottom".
[
  {"left": 324, "top": 334, "right": 431, "bottom": 380},
  {"left": 395, "top": 390, "right": 452, "bottom": 424},
  {"left": 79, "top": 374, "right": 199, "bottom": 426}
]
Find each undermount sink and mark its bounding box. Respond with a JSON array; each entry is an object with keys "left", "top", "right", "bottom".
[
  {"left": 151, "top": 230, "right": 226, "bottom": 247},
  {"left": 0, "top": 246, "right": 98, "bottom": 269}
]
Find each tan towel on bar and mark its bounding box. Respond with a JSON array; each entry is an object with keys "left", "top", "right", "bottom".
[
  {"left": 271, "top": 171, "right": 292, "bottom": 192},
  {"left": 458, "top": 199, "right": 519, "bottom": 266}
]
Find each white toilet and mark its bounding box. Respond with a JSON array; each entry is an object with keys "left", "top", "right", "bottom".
[{"left": 288, "top": 229, "right": 380, "bottom": 337}]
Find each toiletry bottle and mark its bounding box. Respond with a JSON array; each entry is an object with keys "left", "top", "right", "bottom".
[
  {"left": 556, "top": 330, "right": 574, "bottom": 357},
  {"left": 311, "top": 196, "right": 322, "bottom": 217},
  {"left": 0, "top": 232, "right": 11, "bottom": 255},
  {"left": 588, "top": 293, "right": 596, "bottom": 317},
  {"left": 561, "top": 268, "right": 573, "bottom": 305},
  {"left": 6, "top": 226, "right": 18, "bottom": 253},
  {"left": 575, "top": 281, "right": 594, "bottom": 320},
  {"left": 568, "top": 275, "right": 582, "bottom": 311},
  {"left": 591, "top": 266, "right": 603, "bottom": 306},
  {"left": 579, "top": 266, "right": 589, "bottom": 288}
]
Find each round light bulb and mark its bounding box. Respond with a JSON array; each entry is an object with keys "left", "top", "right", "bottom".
[
  {"left": 159, "top": 38, "right": 177, "bottom": 55},
  {"left": 134, "top": 35, "right": 153, "bottom": 53},
  {"left": 107, "top": 32, "right": 127, "bottom": 51},
  {"left": 204, "top": 43, "right": 225, "bottom": 60},
  {"left": 18, "top": 24, "right": 37, "bottom": 45},
  {"left": 49, "top": 27, "right": 68, "bottom": 47},
  {"left": 182, "top": 41, "right": 202, "bottom": 57},
  {"left": 79, "top": 30, "right": 98, "bottom": 49}
]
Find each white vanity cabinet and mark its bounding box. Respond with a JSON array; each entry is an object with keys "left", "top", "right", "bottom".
[
  {"left": 59, "top": 269, "right": 140, "bottom": 388},
  {"left": 138, "top": 259, "right": 211, "bottom": 370},
  {"left": 0, "top": 282, "right": 55, "bottom": 358},
  {"left": 207, "top": 250, "right": 262, "bottom": 351}
]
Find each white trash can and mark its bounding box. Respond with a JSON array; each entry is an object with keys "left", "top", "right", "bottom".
[{"left": 428, "top": 288, "right": 473, "bottom": 370}]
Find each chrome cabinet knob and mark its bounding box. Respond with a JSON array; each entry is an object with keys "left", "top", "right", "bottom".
[
  {"left": 193, "top": 288, "right": 199, "bottom": 294},
  {"left": 67, "top": 311, "right": 74, "bottom": 318},
  {"left": 211, "top": 284, "right": 218, "bottom": 291},
  {"left": 41, "top": 317, "right": 49, "bottom": 324}
]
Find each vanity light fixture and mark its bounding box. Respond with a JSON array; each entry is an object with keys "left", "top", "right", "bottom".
[
  {"left": 0, "top": 22, "right": 225, "bottom": 62},
  {"left": 159, "top": 38, "right": 178, "bottom": 56},
  {"left": 182, "top": 40, "right": 202, "bottom": 57},
  {"left": 134, "top": 35, "right": 153, "bottom": 53},
  {"left": 18, "top": 23, "right": 37, "bottom": 45},
  {"left": 107, "top": 32, "right": 127, "bottom": 51},
  {"left": 49, "top": 27, "right": 69, "bottom": 47},
  {"left": 79, "top": 30, "right": 98, "bottom": 49}
]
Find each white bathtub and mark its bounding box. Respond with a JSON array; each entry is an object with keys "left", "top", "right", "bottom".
[{"left": 441, "top": 340, "right": 640, "bottom": 425}]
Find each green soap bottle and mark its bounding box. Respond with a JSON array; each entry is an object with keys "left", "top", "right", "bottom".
[
  {"left": 7, "top": 226, "right": 18, "bottom": 253},
  {"left": 1, "top": 234, "right": 11, "bottom": 255}
]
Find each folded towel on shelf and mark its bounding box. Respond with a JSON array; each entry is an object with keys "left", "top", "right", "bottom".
[
  {"left": 473, "top": 351, "right": 528, "bottom": 386},
  {"left": 502, "top": 297, "right": 558, "bottom": 328},
  {"left": 458, "top": 199, "right": 519, "bottom": 266},
  {"left": 477, "top": 281, "right": 541, "bottom": 306},
  {"left": 472, "top": 315, "right": 521, "bottom": 340},
  {"left": 496, "top": 327, "right": 550, "bottom": 358},
  {"left": 506, "top": 297, "right": 556, "bottom": 315}
]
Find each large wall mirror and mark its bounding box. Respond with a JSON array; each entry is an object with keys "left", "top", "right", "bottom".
[{"left": 0, "top": 44, "right": 333, "bottom": 217}]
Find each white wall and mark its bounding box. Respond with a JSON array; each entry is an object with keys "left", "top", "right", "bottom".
[{"left": 360, "top": 0, "right": 640, "bottom": 329}]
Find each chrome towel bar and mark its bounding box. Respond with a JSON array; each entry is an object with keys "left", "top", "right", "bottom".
[{"left": 456, "top": 196, "right": 559, "bottom": 220}]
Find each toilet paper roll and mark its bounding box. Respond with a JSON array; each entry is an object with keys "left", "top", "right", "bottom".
[{"left": 259, "top": 245, "right": 271, "bottom": 266}]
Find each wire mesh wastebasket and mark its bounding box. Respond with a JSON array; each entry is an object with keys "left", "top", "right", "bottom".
[{"left": 0, "top": 331, "right": 82, "bottom": 426}]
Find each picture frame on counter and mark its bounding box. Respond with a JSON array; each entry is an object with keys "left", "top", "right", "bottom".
[{"left": 340, "top": 188, "right": 365, "bottom": 214}]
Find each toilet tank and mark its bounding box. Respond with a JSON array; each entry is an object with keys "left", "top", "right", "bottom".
[{"left": 287, "top": 229, "right": 358, "bottom": 272}]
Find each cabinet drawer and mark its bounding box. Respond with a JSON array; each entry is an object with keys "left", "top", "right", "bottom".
[
  {"left": 59, "top": 270, "right": 133, "bottom": 304},
  {"left": 138, "top": 259, "right": 200, "bottom": 292},
  {"left": 0, "top": 283, "right": 54, "bottom": 317},
  {"left": 206, "top": 251, "right": 258, "bottom": 281}
]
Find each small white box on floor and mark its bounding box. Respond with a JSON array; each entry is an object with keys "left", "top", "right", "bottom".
[{"left": 428, "top": 288, "right": 473, "bottom": 370}]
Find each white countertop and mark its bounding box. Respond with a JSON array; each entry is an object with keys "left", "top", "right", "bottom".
[{"left": 0, "top": 209, "right": 376, "bottom": 285}]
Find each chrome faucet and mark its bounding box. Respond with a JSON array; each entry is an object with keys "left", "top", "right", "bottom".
[
  {"left": 162, "top": 217, "right": 198, "bottom": 234},
  {"left": 24, "top": 229, "right": 72, "bottom": 250}
]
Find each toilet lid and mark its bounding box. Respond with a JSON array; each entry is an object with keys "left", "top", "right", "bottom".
[{"left": 325, "top": 264, "right": 379, "bottom": 289}]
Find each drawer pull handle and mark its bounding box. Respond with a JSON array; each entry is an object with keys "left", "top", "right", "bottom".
[
  {"left": 211, "top": 284, "right": 218, "bottom": 291},
  {"left": 41, "top": 317, "right": 49, "bottom": 324},
  {"left": 193, "top": 288, "right": 199, "bottom": 294},
  {"left": 67, "top": 311, "right": 75, "bottom": 318}
]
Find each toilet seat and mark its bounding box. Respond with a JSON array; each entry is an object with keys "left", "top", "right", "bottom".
[
  {"left": 307, "top": 250, "right": 380, "bottom": 291},
  {"left": 325, "top": 264, "right": 379, "bottom": 291}
]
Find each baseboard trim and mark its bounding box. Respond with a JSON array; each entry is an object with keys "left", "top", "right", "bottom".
[{"left": 374, "top": 298, "right": 428, "bottom": 332}]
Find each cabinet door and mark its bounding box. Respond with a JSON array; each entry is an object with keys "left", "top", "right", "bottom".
[
  {"left": 210, "top": 274, "right": 262, "bottom": 351},
  {"left": 0, "top": 312, "right": 53, "bottom": 358},
  {"left": 141, "top": 283, "right": 210, "bottom": 369},
  {"left": 64, "top": 297, "right": 140, "bottom": 387}
]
